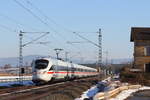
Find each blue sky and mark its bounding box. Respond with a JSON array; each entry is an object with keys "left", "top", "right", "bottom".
[{"left": 0, "top": 0, "right": 150, "bottom": 62}]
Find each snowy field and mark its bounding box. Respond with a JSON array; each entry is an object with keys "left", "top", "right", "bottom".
[
  {"left": 0, "top": 76, "right": 32, "bottom": 83},
  {"left": 0, "top": 76, "right": 33, "bottom": 87},
  {"left": 0, "top": 80, "right": 34, "bottom": 87}
]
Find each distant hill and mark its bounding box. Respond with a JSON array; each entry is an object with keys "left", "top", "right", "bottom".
[
  {"left": 0, "top": 55, "right": 132, "bottom": 67},
  {"left": 0, "top": 55, "right": 42, "bottom": 67},
  {"left": 111, "top": 58, "right": 133, "bottom": 64}
]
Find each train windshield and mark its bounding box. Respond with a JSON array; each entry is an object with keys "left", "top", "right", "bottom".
[{"left": 35, "top": 59, "right": 49, "bottom": 69}]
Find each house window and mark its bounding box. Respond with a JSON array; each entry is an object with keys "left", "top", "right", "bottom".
[
  {"left": 145, "top": 63, "right": 150, "bottom": 72},
  {"left": 145, "top": 46, "right": 150, "bottom": 56}
]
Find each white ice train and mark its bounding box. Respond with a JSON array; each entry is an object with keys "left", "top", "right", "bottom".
[{"left": 32, "top": 57, "right": 98, "bottom": 84}]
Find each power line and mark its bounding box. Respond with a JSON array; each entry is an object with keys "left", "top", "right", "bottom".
[
  {"left": 14, "top": 0, "right": 48, "bottom": 27},
  {"left": 24, "top": 0, "right": 73, "bottom": 33},
  {"left": 16, "top": 0, "right": 99, "bottom": 48},
  {"left": 0, "top": 13, "right": 40, "bottom": 31},
  {"left": 17, "top": 0, "right": 95, "bottom": 47},
  {"left": 0, "top": 24, "right": 17, "bottom": 32},
  {"left": 24, "top": 0, "right": 72, "bottom": 42},
  {"left": 14, "top": 0, "right": 64, "bottom": 36},
  {"left": 22, "top": 31, "right": 50, "bottom": 47},
  {"left": 13, "top": 0, "right": 65, "bottom": 48},
  {"left": 14, "top": 0, "right": 99, "bottom": 64},
  {"left": 14, "top": 0, "right": 70, "bottom": 47},
  {"left": 19, "top": 30, "right": 49, "bottom": 84},
  {"left": 72, "top": 32, "right": 100, "bottom": 48},
  {"left": 24, "top": 0, "right": 57, "bottom": 25},
  {"left": 66, "top": 41, "right": 89, "bottom": 44}
]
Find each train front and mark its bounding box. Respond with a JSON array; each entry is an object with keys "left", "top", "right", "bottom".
[{"left": 32, "top": 58, "right": 53, "bottom": 84}]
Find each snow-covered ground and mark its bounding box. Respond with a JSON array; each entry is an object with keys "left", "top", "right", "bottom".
[
  {"left": 0, "top": 80, "right": 34, "bottom": 87},
  {"left": 0, "top": 76, "right": 32, "bottom": 83},
  {"left": 75, "top": 77, "right": 112, "bottom": 100},
  {"left": 75, "top": 86, "right": 99, "bottom": 100},
  {"left": 0, "top": 76, "right": 33, "bottom": 87},
  {"left": 110, "top": 86, "right": 150, "bottom": 100},
  {"left": 74, "top": 75, "right": 150, "bottom": 100},
  {"left": 0, "top": 76, "right": 32, "bottom": 79}
]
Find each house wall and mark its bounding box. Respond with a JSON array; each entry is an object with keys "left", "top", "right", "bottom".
[{"left": 134, "top": 40, "right": 150, "bottom": 71}]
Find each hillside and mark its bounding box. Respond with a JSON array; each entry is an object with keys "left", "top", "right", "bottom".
[{"left": 0, "top": 55, "right": 132, "bottom": 67}]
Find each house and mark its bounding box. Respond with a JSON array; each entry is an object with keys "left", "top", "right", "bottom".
[{"left": 131, "top": 27, "right": 150, "bottom": 72}]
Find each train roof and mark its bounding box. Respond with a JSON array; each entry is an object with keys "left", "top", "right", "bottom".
[{"left": 36, "top": 57, "right": 97, "bottom": 71}]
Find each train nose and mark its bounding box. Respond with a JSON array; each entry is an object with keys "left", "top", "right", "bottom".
[
  {"left": 32, "top": 71, "right": 53, "bottom": 84},
  {"left": 32, "top": 72, "right": 46, "bottom": 82}
]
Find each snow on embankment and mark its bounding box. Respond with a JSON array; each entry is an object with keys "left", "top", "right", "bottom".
[
  {"left": 75, "top": 77, "right": 112, "bottom": 100},
  {"left": 75, "top": 76, "right": 150, "bottom": 100},
  {"left": 110, "top": 86, "right": 150, "bottom": 100}
]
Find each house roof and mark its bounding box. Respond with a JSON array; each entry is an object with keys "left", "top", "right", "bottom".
[{"left": 131, "top": 27, "right": 150, "bottom": 42}]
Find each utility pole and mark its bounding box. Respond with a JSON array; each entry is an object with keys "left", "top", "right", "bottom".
[
  {"left": 65, "top": 52, "right": 69, "bottom": 61},
  {"left": 19, "top": 31, "right": 49, "bottom": 84},
  {"left": 54, "top": 48, "right": 63, "bottom": 59},
  {"left": 19, "top": 31, "right": 23, "bottom": 84},
  {"left": 105, "top": 51, "right": 108, "bottom": 66},
  {"left": 98, "top": 28, "right": 102, "bottom": 73}
]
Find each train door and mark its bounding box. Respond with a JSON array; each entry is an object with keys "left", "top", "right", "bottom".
[
  {"left": 53, "top": 60, "right": 59, "bottom": 79},
  {"left": 66, "top": 62, "right": 69, "bottom": 78},
  {"left": 71, "top": 62, "right": 75, "bottom": 78}
]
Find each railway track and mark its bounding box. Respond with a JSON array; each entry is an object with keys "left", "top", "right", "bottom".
[{"left": 0, "top": 76, "right": 101, "bottom": 100}]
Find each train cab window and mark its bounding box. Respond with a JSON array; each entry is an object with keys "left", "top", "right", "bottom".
[
  {"left": 35, "top": 59, "right": 49, "bottom": 69},
  {"left": 49, "top": 65, "right": 54, "bottom": 71}
]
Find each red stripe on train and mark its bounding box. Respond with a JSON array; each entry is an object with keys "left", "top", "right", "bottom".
[{"left": 47, "top": 72, "right": 98, "bottom": 74}]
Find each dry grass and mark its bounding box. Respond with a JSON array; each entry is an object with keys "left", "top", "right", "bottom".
[{"left": 120, "top": 70, "right": 150, "bottom": 86}]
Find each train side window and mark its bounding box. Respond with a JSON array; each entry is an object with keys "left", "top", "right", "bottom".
[
  {"left": 79, "top": 69, "right": 81, "bottom": 72},
  {"left": 78, "top": 68, "right": 80, "bottom": 72},
  {"left": 82, "top": 69, "right": 84, "bottom": 72}
]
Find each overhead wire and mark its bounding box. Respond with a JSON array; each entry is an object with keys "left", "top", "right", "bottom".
[
  {"left": 72, "top": 32, "right": 100, "bottom": 48},
  {"left": 0, "top": 24, "right": 17, "bottom": 33},
  {"left": 23, "top": 0, "right": 75, "bottom": 50},
  {"left": 13, "top": 0, "right": 62, "bottom": 51},
  {"left": 14, "top": 0, "right": 69, "bottom": 50},
  {"left": 22, "top": 0, "right": 85, "bottom": 52},
  {"left": 22, "top": 32, "right": 49, "bottom": 47},
  {"left": 24, "top": 0, "right": 73, "bottom": 33},
  {"left": 23, "top": 0, "right": 99, "bottom": 48},
  {"left": 14, "top": 0, "right": 97, "bottom": 62},
  {"left": 24, "top": 0, "right": 97, "bottom": 60},
  {"left": 0, "top": 13, "right": 40, "bottom": 31},
  {"left": 14, "top": 0, "right": 65, "bottom": 38}
]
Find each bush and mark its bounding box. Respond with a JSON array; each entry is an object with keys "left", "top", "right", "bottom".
[{"left": 120, "top": 72, "right": 137, "bottom": 79}]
